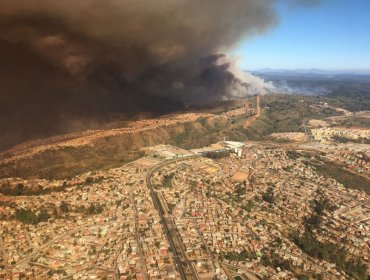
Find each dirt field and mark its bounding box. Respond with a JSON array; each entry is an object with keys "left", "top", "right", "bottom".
[
  {"left": 232, "top": 170, "right": 249, "bottom": 181},
  {"left": 205, "top": 166, "right": 218, "bottom": 174},
  {"left": 308, "top": 119, "right": 329, "bottom": 128}
]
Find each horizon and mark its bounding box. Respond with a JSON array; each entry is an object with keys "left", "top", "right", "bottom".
[{"left": 247, "top": 68, "right": 370, "bottom": 74}]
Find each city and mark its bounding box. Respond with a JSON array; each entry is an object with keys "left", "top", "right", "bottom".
[
  {"left": 1, "top": 113, "right": 369, "bottom": 279},
  {"left": 1, "top": 1, "right": 370, "bottom": 279}
]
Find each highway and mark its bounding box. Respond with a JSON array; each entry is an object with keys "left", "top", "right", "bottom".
[{"left": 146, "top": 156, "right": 198, "bottom": 280}]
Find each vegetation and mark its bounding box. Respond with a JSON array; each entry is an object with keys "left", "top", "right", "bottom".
[
  {"left": 163, "top": 173, "right": 175, "bottom": 188},
  {"left": 60, "top": 201, "right": 69, "bottom": 213},
  {"left": 262, "top": 186, "right": 275, "bottom": 204},
  {"left": 322, "top": 93, "right": 370, "bottom": 112},
  {"left": 221, "top": 249, "right": 256, "bottom": 261},
  {"left": 291, "top": 193, "right": 368, "bottom": 280},
  {"left": 288, "top": 150, "right": 370, "bottom": 195},
  {"left": 286, "top": 150, "right": 301, "bottom": 160},
  {"left": 291, "top": 231, "right": 368, "bottom": 280},
  {"left": 262, "top": 94, "right": 336, "bottom": 133},
  {"left": 87, "top": 203, "right": 104, "bottom": 215},
  {"left": 235, "top": 183, "right": 246, "bottom": 197},
  {"left": 173, "top": 123, "right": 192, "bottom": 146},
  {"left": 311, "top": 160, "right": 370, "bottom": 194},
  {"left": 14, "top": 208, "right": 50, "bottom": 225},
  {"left": 85, "top": 176, "right": 105, "bottom": 185},
  {"left": 47, "top": 269, "right": 67, "bottom": 277},
  {"left": 304, "top": 195, "right": 336, "bottom": 232},
  {"left": 203, "top": 150, "right": 230, "bottom": 159},
  {"left": 262, "top": 93, "right": 370, "bottom": 135},
  {"left": 243, "top": 115, "right": 274, "bottom": 140},
  {"left": 261, "top": 251, "right": 293, "bottom": 272},
  {"left": 1, "top": 93, "right": 369, "bottom": 180},
  {"left": 331, "top": 117, "right": 370, "bottom": 129},
  {"left": 242, "top": 199, "right": 255, "bottom": 212},
  {"left": 167, "top": 202, "right": 176, "bottom": 214},
  {"left": 0, "top": 182, "right": 67, "bottom": 196},
  {"left": 332, "top": 135, "right": 370, "bottom": 144}
]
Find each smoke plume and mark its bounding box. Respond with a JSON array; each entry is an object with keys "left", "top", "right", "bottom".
[{"left": 0, "top": 0, "right": 278, "bottom": 149}]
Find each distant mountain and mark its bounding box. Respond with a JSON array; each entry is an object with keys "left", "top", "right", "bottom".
[
  {"left": 250, "top": 69, "right": 370, "bottom": 96},
  {"left": 250, "top": 68, "right": 370, "bottom": 76}
]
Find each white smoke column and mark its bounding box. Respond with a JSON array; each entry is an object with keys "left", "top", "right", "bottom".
[{"left": 216, "top": 55, "right": 275, "bottom": 97}]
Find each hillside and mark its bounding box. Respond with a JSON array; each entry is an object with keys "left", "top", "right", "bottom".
[
  {"left": 1, "top": 94, "right": 368, "bottom": 180},
  {"left": 0, "top": 101, "right": 261, "bottom": 180}
]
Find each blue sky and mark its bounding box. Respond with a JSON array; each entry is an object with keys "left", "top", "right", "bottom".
[{"left": 233, "top": 0, "right": 370, "bottom": 71}]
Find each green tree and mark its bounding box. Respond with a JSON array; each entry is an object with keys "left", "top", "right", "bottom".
[{"left": 60, "top": 201, "right": 69, "bottom": 213}]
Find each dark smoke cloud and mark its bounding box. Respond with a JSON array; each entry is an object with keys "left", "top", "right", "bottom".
[{"left": 0, "top": 0, "right": 279, "bottom": 150}]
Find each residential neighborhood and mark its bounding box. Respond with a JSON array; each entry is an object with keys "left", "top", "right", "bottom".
[{"left": 1, "top": 137, "right": 369, "bottom": 279}]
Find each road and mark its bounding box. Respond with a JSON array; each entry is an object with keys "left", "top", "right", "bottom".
[
  {"left": 168, "top": 217, "right": 199, "bottom": 279},
  {"left": 220, "top": 262, "right": 261, "bottom": 280},
  {"left": 0, "top": 236, "right": 9, "bottom": 270},
  {"left": 146, "top": 156, "right": 198, "bottom": 280},
  {"left": 131, "top": 191, "right": 149, "bottom": 280},
  {"left": 11, "top": 223, "right": 88, "bottom": 268}
]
